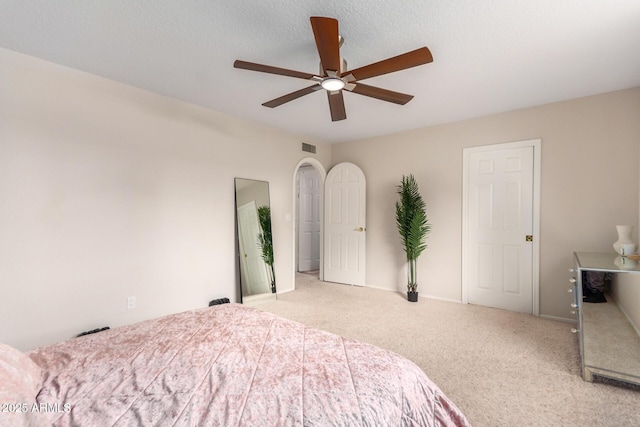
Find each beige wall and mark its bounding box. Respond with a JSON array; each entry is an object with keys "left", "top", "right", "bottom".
[
  {"left": 2, "top": 46, "right": 639, "bottom": 350},
  {"left": 0, "top": 48, "right": 331, "bottom": 350},
  {"left": 332, "top": 87, "right": 640, "bottom": 320},
  {"left": 614, "top": 146, "right": 640, "bottom": 333}
]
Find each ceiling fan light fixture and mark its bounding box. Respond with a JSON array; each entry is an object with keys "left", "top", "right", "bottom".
[{"left": 321, "top": 77, "right": 345, "bottom": 91}]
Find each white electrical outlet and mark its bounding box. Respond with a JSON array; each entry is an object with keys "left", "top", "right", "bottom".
[{"left": 127, "top": 296, "right": 136, "bottom": 309}]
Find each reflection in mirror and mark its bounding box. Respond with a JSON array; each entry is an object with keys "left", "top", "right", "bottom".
[{"left": 234, "top": 178, "right": 276, "bottom": 305}]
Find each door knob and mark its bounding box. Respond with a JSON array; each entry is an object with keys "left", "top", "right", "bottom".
[{"left": 355, "top": 227, "right": 366, "bottom": 232}]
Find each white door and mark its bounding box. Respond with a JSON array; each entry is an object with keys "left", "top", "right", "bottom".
[
  {"left": 324, "top": 162, "right": 366, "bottom": 286},
  {"left": 463, "top": 141, "right": 539, "bottom": 313},
  {"left": 298, "top": 166, "right": 321, "bottom": 272},
  {"left": 237, "top": 201, "right": 270, "bottom": 296}
]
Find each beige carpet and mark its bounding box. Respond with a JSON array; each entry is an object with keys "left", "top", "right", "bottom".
[{"left": 257, "top": 272, "right": 640, "bottom": 427}]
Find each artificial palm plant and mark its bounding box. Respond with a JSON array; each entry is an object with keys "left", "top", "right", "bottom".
[
  {"left": 257, "top": 205, "right": 276, "bottom": 293},
  {"left": 395, "top": 175, "right": 431, "bottom": 298}
]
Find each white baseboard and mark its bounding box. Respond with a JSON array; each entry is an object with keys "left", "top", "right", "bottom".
[
  {"left": 540, "top": 314, "right": 576, "bottom": 324},
  {"left": 365, "top": 284, "right": 464, "bottom": 304},
  {"left": 364, "top": 284, "right": 407, "bottom": 295},
  {"left": 422, "top": 294, "right": 463, "bottom": 304},
  {"left": 242, "top": 293, "right": 276, "bottom": 306}
]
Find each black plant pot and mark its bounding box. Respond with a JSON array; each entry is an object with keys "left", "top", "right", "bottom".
[{"left": 407, "top": 291, "right": 419, "bottom": 302}]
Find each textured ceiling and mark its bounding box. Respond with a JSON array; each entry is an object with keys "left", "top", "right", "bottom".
[{"left": 2, "top": 0, "right": 640, "bottom": 143}]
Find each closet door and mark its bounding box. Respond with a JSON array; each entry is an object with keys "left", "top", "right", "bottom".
[{"left": 463, "top": 141, "right": 540, "bottom": 314}]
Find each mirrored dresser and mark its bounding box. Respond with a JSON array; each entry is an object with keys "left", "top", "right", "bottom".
[{"left": 570, "top": 252, "right": 640, "bottom": 385}]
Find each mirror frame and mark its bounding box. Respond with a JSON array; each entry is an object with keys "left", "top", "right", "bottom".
[{"left": 234, "top": 178, "right": 276, "bottom": 304}]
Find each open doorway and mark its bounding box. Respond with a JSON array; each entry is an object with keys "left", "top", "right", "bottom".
[
  {"left": 292, "top": 158, "right": 326, "bottom": 287},
  {"left": 297, "top": 165, "right": 321, "bottom": 274}
]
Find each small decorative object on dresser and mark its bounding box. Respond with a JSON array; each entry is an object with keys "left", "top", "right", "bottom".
[{"left": 613, "top": 225, "right": 636, "bottom": 256}]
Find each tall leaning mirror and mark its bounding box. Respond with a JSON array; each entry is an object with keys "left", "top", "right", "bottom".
[{"left": 234, "top": 178, "right": 276, "bottom": 305}]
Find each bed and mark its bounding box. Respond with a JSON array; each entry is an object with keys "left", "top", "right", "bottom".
[{"left": 1, "top": 303, "right": 470, "bottom": 426}]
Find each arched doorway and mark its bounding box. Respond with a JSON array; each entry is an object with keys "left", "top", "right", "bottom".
[{"left": 292, "top": 158, "right": 326, "bottom": 288}]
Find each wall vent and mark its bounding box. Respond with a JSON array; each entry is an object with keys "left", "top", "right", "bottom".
[{"left": 301, "top": 142, "right": 316, "bottom": 154}]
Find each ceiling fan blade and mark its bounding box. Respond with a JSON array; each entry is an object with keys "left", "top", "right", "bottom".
[
  {"left": 346, "top": 47, "right": 433, "bottom": 81},
  {"left": 262, "top": 85, "right": 322, "bottom": 108},
  {"left": 234, "top": 60, "right": 316, "bottom": 80},
  {"left": 310, "top": 17, "right": 341, "bottom": 74},
  {"left": 349, "top": 83, "right": 414, "bottom": 105},
  {"left": 327, "top": 91, "right": 347, "bottom": 121}
]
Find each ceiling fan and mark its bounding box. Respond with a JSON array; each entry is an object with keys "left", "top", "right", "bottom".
[{"left": 234, "top": 16, "right": 433, "bottom": 122}]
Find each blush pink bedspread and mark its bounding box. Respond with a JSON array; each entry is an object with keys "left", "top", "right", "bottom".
[{"left": 29, "top": 304, "right": 470, "bottom": 426}]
